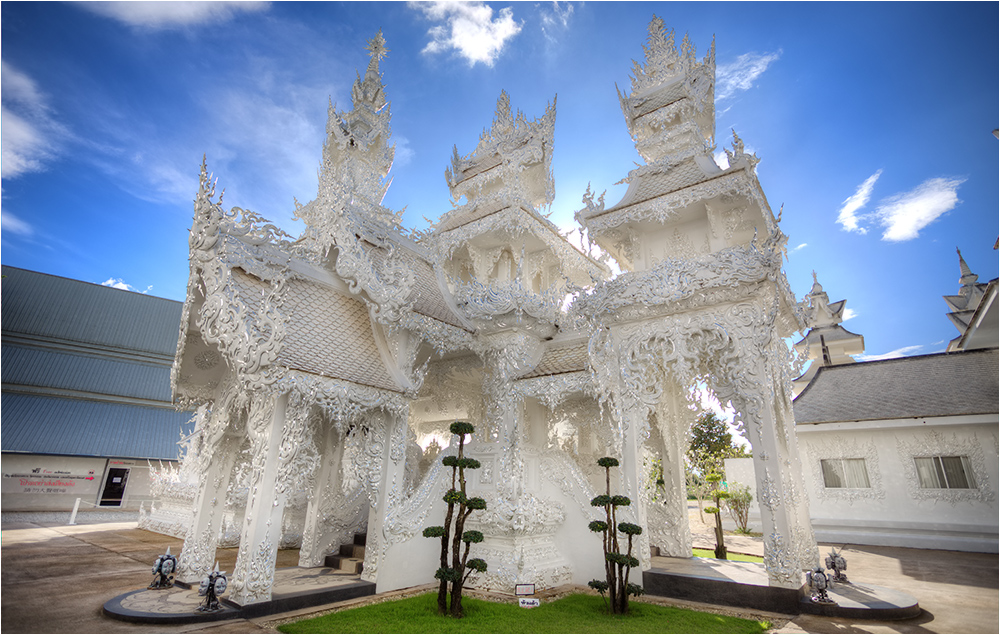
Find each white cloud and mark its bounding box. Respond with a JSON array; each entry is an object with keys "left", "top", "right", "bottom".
[
  {"left": 540, "top": 1, "right": 574, "bottom": 44},
  {"left": 716, "top": 50, "right": 782, "bottom": 101},
  {"left": 413, "top": 1, "right": 523, "bottom": 67},
  {"left": 1, "top": 62, "right": 66, "bottom": 179},
  {"left": 394, "top": 136, "right": 415, "bottom": 168},
  {"left": 713, "top": 150, "right": 729, "bottom": 170},
  {"left": 874, "top": 177, "right": 964, "bottom": 242},
  {"left": 80, "top": 1, "right": 268, "bottom": 29},
  {"left": 857, "top": 345, "right": 923, "bottom": 362},
  {"left": 841, "top": 308, "right": 857, "bottom": 321},
  {"left": 836, "top": 173, "right": 963, "bottom": 241},
  {"left": 1, "top": 210, "right": 34, "bottom": 236},
  {"left": 101, "top": 277, "right": 153, "bottom": 294},
  {"left": 789, "top": 242, "right": 808, "bottom": 254},
  {"left": 79, "top": 56, "right": 335, "bottom": 223},
  {"left": 836, "top": 170, "right": 882, "bottom": 234}
]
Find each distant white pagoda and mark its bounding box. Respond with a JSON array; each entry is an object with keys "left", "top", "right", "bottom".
[
  {"left": 944, "top": 248, "right": 996, "bottom": 351},
  {"left": 792, "top": 273, "right": 865, "bottom": 395}
]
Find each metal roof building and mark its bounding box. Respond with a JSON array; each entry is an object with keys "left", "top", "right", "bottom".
[{"left": 2, "top": 266, "right": 194, "bottom": 511}]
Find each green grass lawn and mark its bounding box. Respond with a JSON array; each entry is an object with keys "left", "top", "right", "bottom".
[
  {"left": 278, "top": 592, "right": 769, "bottom": 634},
  {"left": 691, "top": 548, "right": 764, "bottom": 563}
]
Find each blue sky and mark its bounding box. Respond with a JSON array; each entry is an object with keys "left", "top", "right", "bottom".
[{"left": 2, "top": 1, "right": 997, "bottom": 363}]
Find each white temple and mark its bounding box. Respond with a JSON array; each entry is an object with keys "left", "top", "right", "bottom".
[{"left": 160, "top": 18, "right": 818, "bottom": 606}]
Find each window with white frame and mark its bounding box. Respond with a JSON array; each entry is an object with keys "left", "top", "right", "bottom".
[
  {"left": 820, "top": 458, "right": 871, "bottom": 489},
  {"left": 913, "top": 456, "right": 977, "bottom": 489}
]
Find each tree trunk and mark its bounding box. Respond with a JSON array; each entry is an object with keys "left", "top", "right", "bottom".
[
  {"left": 713, "top": 511, "right": 727, "bottom": 560},
  {"left": 449, "top": 580, "right": 464, "bottom": 617}
]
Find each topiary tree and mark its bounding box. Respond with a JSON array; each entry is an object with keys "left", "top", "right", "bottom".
[
  {"left": 587, "top": 456, "right": 644, "bottom": 614},
  {"left": 704, "top": 473, "right": 730, "bottom": 560},
  {"left": 422, "top": 421, "right": 487, "bottom": 617}
]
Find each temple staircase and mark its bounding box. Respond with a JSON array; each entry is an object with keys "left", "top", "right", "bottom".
[{"left": 324, "top": 533, "right": 366, "bottom": 575}]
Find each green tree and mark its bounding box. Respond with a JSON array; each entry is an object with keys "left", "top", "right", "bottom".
[
  {"left": 686, "top": 412, "right": 751, "bottom": 523},
  {"left": 724, "top": 483, "right": 754, "bottom": 534}
]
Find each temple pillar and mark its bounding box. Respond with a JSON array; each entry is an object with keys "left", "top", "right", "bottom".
[
  {"left": 621, "top": 401, "right": 651, "bottom": 573},
  {"left": 177, "top": 405, "right": 240, "bottom": 583},
  {"left": 229, "top": 391, "right": 312, "bottom": 605},
  {"left": 769, "top": 351, "right": 819, "bottom": 570},
  {"left": 298, "top": 423, "right": 346, "bottom": 567},
  {"left": 363, "top": 409, "right": 410, "bottom": 591},
  {"left": 649, "top": 386, "right": 692, "bottom": 557},
  {"left": 732, "top": 350, "right": 816, "bottom": 589}
]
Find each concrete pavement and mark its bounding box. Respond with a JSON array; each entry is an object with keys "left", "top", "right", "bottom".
[{"left": 1, "top": 515, "right": 996, "bottom": 633}]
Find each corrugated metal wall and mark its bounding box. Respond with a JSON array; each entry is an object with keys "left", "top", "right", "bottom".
[
  {"left": 2, "top": 345, "right": 173, "bottom": 401},
  {"left": 1, "top": 266, "right": 182, "bottom": 355},
  {"left": 2, "top": 393, "right": 193, "bottom": 459},
  {"left": 2, "top": 266, "right": 195, "bottom": 461}
]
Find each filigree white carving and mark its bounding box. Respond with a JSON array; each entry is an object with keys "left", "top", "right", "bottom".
[
  {"left": 896, "top": 430, "right": 996, "bottom": 505},
  {"left": 806, "top": 435, "right": 886, "bottom": 504},
  {"left": 763, "top": 532, "right": 800, "bottom": 588}
]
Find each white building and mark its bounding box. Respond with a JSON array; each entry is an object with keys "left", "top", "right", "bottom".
[{"left": 729, "top": 252, "right": 998, "bottom": 553}]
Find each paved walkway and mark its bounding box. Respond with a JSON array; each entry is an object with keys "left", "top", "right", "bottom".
[
  {"left": 1, "top": 514, "right": 996, "bottom": 633},
  {"left": 683, "top": 501, "right": 998, "bottom": 633}
]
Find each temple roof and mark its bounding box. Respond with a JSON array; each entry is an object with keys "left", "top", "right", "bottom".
[
  {"left": 229, "top": 269, "right": 402, "bottom": 392},
  {"left": 522, "top": 341, "right": 589, "bottom": 378},
  {"left": 944, "top": 248, "right": 994, "bottom": 351},
  {"left": 596, "top": 155, "right": 727, "bottom": 217},
  {"left": 361, "top": 241, "right": 467, "bottom": 329},
  {"left": 793, "top": 348, "right": 998, "bottom": 424},
  {"left": 794, "top": 324, "right": 865, "bottom": 350}
]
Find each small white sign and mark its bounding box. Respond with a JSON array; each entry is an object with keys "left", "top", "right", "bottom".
[{"left": 519, "top": 598, "right": 540, "bottom": 608}]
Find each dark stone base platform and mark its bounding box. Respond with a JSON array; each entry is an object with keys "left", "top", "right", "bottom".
[
  {"left": 103, "top": 567, "right": 376, "bottom": 624},
  {"left": 645, "top": 556, "right": 920, "bottom": 619},
  {"left": 799, "top": 580, "right": 921, "bottom": 620},
  {"left": 645, "top": 557, "right": 802, "bottom": 614}
]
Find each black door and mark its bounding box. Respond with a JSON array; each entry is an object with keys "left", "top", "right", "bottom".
[{"left": 99, "top": 468, "right": 129, "bottom": 506}]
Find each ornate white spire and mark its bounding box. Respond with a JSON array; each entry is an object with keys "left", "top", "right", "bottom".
[
  {"left": 442, "top": 90, "right": 556, "bottom": 210},
  {"left": 957, "top": 248, "right": 978, "bottom": 285},
  {"left": 295, "top": 29, "right": 401, "bottom": 250},
  {"left": 617, "top": 15, "right": 716, "bottom": 163}
]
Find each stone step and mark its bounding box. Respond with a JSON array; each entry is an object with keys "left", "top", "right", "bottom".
[
  {"left": 339, "top": 543, "right": 366, "bottom": 559},
  {"left": 324, "top": 555, "right": 364, "bottom": 575},
  {"left": 322, "top": 533, "right": 367, "bottom": 574}
]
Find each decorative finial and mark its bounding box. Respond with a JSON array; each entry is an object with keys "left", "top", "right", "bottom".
[
  {"left": 365, "top": 29, "right": 389, "bottom": 61},
  {"left": 957, "top": 247, "right": 972, "bottom": 274},
  {"left": 812, "top": 270, "right": 818, "bottom": 285},
  {"left": 957, "top": 247, "right": 978, "bottom": 284}
]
